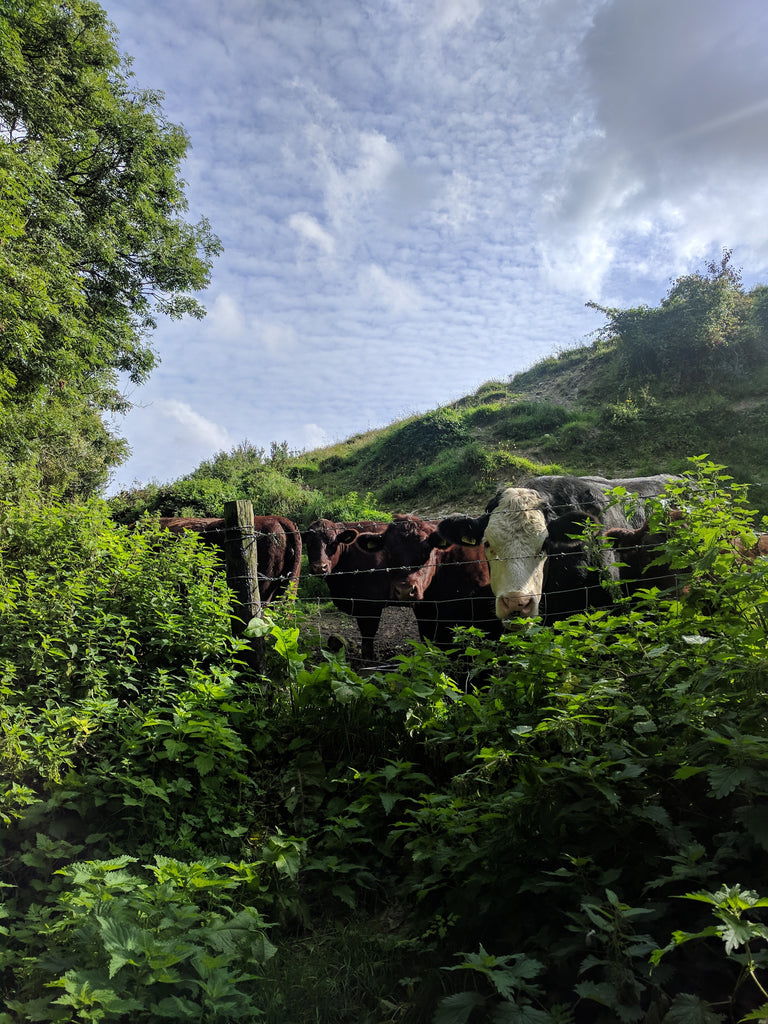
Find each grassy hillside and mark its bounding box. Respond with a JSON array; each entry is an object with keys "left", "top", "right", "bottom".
[
  {"left": 289, "top": 338, "right": 768, "bottom": 516},
  {"left": 110, "top": 262, "right": 768, "bottom": 523}
]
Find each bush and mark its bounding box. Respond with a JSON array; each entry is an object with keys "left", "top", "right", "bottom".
[{"left": 3, "top": 461, "right": 768, "bottom": 1021}]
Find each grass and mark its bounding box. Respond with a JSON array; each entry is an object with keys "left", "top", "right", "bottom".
[{"left": 111, "top": 329, "right": 768, "bottom": 522}]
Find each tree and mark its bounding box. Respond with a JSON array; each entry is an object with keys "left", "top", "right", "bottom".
[
  {"left": 587, "top": 250, "right": 754, "bottom": 386},
  {"left": 0, "top": 0, "right": 221, "bottom": 496}
]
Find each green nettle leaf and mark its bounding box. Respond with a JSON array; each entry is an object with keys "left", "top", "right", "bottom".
[
  {"left": 380, "top": 791, "right": 399, "bottom": 814},
  {"left": 741, "top": 1004, "right": 768, "bottom": 1022},
  {"left": 51, "top": 970, "right": 145, "bottom": 1014},
  {"left": 194, "top": 751, "right": 216, "bottom": 776},
  {"left": 716, "top": 910, "right": 768, "bottom": 955},
  {"left": 150, "top": 995, "right": 202, "bottom": 1020},
  {"left": 708, "top": 765, "right": 752, "bottom": 799},
  {"left": 662, "top": 992, "right": 725, "bottom": 1023},
  {"left": 492, "top": 1003, "right": 553, "bottom": 1023},
  {"left": 434, "top": 991, "right": 486, "bottom": 1024}
]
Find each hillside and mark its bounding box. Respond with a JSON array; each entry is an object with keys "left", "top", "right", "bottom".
[
  {"left": 289, "top": 339, "right": 768, "bottom": 518},
  {"left": 109, "top": 262, "right": 768, "bottom": 523}
]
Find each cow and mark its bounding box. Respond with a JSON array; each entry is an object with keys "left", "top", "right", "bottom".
[
  {"left": 352, "top": 515, "right": 503, "bottom": 648},
  {"left": 436, "top": 475, "right": 677, "bottom": 622},
  {"left": 605, "top": 516, "right": 768, "bottom": 599},
  {"left": 301, "top": 519, "right": 393, "bottom": 661},
  {"left": 603, "top": 509, "right": 687, "bottom": 598},
  {"left": 157, "top": 515, "right": 302, "bottom": 604}
]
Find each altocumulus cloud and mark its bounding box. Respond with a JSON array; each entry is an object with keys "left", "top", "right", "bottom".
[
  {"left": 101, "top": 0, "right": 768, "bottom": 494},
  {"left": 288, "top": 212, "right": 336, "bottom": 256},
  {"left": 359, "top": 264, "right": 423, "bottom": 315}
]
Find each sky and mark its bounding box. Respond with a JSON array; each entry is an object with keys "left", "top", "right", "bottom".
[{"left": 101, "top": 0, "right": 768, "bottom": 494}]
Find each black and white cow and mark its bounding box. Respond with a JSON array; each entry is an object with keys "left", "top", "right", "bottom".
[{"left": 437, "top": 475, "right": 677, "bottom": 622}]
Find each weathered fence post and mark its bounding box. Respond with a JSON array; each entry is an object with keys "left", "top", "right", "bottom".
[{"left": 223, "top": 499, "right": 265, "bottom": 674}]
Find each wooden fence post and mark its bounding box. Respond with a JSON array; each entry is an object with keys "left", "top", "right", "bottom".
[{"left": 223, "top": 499, "right": 265, "bottom": 674}]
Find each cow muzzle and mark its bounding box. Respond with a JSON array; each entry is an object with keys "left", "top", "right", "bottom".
[
  {"left": 496, "top": 592, "right": 539, "bottom": 619},
  {"left": 392, "top": 580, "right": 419, "bottom": 602}
]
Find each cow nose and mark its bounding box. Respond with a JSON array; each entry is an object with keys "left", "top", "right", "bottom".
[
  {"left": 497, "top": 592, "right": 538, "bottom": 619},
  {"left": 393, "top": 581, "right": 416, "bottom": 601}
]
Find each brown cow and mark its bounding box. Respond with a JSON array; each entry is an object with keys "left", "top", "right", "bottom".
[
  {"left": 353, "top": 514, "right": 503, "bottom": 648},
  {"left": 158, "top": 515, "right": 301, "bottom": 604},
  {"left": 301, "top": 519, "right": 393, "bottom": 660}
]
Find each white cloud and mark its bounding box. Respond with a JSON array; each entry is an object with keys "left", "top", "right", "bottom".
[
  {"left": 434, "top": 172, "right": 475, "bottom": 231},
  {"left": 155, "top": 400, "right": 233, "bottom": 451},
  {"left": 203, "top": 293, "right": 248, "bottom": 341},
  {"left": 543, "top": 0, "right": 768, "bottom": 292},
  {"left": 301, "top": 423, "right": 330, "bottom": 450},
  {"left": 358, "top": 264, "right": 423, "bottom": 314},
  {"left": 288, "top": 212, "right": 336, "bottom": 255},
  {"left": 432, "top": 0, "right": 483, "bottom": 33},
  {"left": 316, "top": 130, "right": 403, "bottom": 232},
  {"left": 258, "top": 321, "right": 299, "bottom": 355}
]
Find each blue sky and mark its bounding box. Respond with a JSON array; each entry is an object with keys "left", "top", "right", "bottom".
[{"left": 101, "top": 0, "right": 768, "bottom": 493}]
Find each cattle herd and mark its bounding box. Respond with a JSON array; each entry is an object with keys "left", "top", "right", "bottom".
[{"left": 157, "top": 474, "right": 768, "bottom": 661}]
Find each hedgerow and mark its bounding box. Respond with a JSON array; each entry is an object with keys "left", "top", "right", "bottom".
[{"left": 1, "top": 460, "right": 767, "bottom": 1022}]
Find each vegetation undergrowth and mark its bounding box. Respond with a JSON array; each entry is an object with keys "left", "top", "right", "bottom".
[{"left": 2, "top": 459, "right": 767, "bottom": 1022}]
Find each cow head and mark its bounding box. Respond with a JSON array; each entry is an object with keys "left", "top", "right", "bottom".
[
  {"left": 438, "top": 488, "right": 549, "bottom": 618},
  {"left": 302, "top": 519, "right": 360, "bottom": 575},
  {"left": 438, "top": 489, "right": 616, "bottom": 620},
  {"left": 354, "top": 515, "right": 449, "bottom": 602}
]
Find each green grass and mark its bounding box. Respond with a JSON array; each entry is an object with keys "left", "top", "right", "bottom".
[{"left": 110, "top": 323, "right": 768, "bottom": 522}]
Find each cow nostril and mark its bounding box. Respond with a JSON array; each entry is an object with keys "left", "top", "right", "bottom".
[{"left": 498, "top": 592, "right": 537, "bottom": 618}]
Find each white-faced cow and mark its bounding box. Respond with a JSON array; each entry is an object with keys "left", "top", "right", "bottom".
[
  {"left": 353, "top": 514, "right": 503, "bottom": 648},
  {"left": 158, "top": 515, "right": 302, "bottom": 604},
  {"left": 436, "top": 475, "right": 678, "bottom": 622},
  {"left": 301, "top": 519, "right": 393, "bottom": 661}
]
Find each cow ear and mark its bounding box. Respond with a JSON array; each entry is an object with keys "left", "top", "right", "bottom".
[
  {"left": 437, "top": 514, "right": 486, "bottom": 547},
  {"left": 336, "top": 529, "right": 358, "bottom": 544},
  {"left": 355, "top": 532, "right": 385, "bottom": 552},
  {"left": 429, "top": 531, "right": 452, "bottom": 549}
]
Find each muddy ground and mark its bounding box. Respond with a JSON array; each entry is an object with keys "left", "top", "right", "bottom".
[{"left": 301, "top": 603, "right": 424, "bottom": 669}]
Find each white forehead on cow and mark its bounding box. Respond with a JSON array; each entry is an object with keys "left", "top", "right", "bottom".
[{"left": 485, "top": 488, "right": 548, "bottom": 549}]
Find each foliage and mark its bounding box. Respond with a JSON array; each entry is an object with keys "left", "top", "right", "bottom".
[
  {"left": 652, "top": 883, "right": 768, "bottom": 1022},
  {"left": 0, "top": 0, "right": 220, "bottom": 497},
  {"left": 107, "top": 439, "right": 391, "bottom": 527},
  {"left": 2, "top": 461, "right": 768, "bottom": 1022},
  {"left": 587, "top": 250, "right": 763, "bottom": 388}
]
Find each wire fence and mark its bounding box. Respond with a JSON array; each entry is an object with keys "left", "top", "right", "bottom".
[
  {"left": 152, "top": 487, "right": 766, "bottom": 652},
  {"left": 184, "top": 520, "right": 690, "bottom": 624}
]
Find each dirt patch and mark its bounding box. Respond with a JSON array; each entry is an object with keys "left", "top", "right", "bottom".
[{"left": 302, "top": 603, "right": 423, "bottom": 668}]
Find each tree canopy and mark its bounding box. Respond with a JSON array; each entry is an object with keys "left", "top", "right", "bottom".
[{"left": 0, "top": 0, "right": 221, "bottom": 497}]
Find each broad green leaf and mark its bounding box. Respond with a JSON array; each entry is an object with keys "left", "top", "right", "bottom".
[
  {"left": 662, "top": 992, "right": 724, "bottom": 1022},
  {"left": 434, "top": 991, "right": 486, "bottom": 1024}
]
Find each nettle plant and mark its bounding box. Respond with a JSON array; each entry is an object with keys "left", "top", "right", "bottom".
[{"left": 1, "top": 460, "right": 768, "bottom": 1023}]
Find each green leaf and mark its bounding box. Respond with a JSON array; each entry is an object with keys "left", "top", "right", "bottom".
[
  {"left": 380, "top": 791, "right": 399, "bottom": 814},
  {"left": 708, "top": 765, "right": 751, "bottom": 798},
  {"left": 662, "top": 992, "right": 724, "bottom": 1022},
  {"left": 741, "top": 1003, "right": 768, "bottom": 1021},
  {"left": 434, "top": 991, "right": 486, "bottom": 1024}
]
